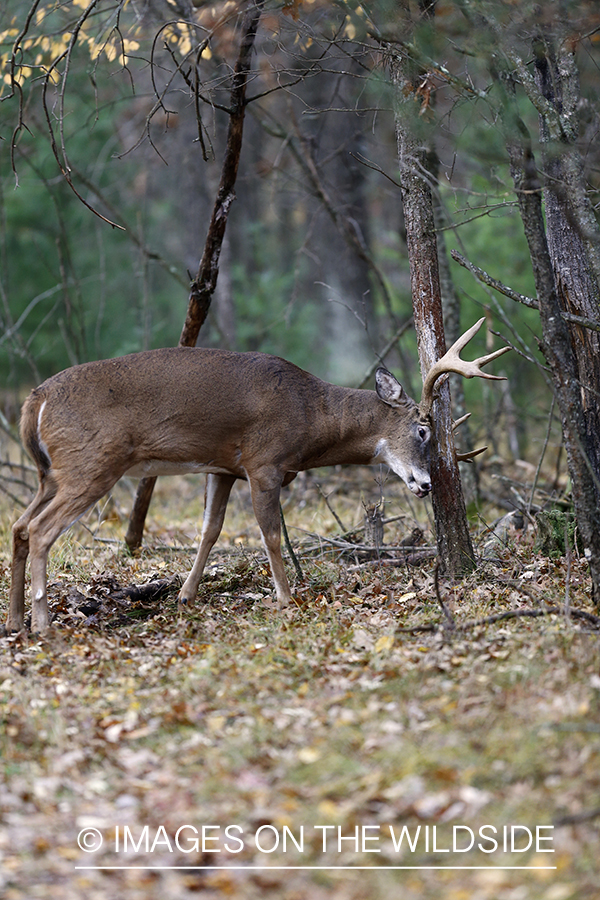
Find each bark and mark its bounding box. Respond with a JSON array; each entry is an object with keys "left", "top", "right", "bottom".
[
  {"left": 390, "top": 54, "right": 475, "bottom": 578},
  {"left": 430, "top": 158, "right": 478, "bottom": 504},
  {"left": 125, "top": 0, "right": 265, "bottom": 552},
  {"left": 533, "top": 38, "right": 600, "bottom": 489},
  {"left": 529, "top": 36, "right": 600, "bottom": 607},
  {"left": 505, "top": 132, "right": 600, "bottom": 607}
]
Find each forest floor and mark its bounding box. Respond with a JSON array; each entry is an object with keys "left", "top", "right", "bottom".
[{"left": 0, "top": 464, "right": 599, "bottom": 900}]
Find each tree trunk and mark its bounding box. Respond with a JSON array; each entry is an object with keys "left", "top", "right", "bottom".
[
  {"left": 125, "top": 0, "right": 265, "bottom": 552},
  {"left": 529, "top": 35, "right": 600, "bottom": 607},
  {"left": 505, "top": 129, "right": 600, "bottom": 608},
  {"left": 390, "top": 55, "right": 475, "bottom": 578},
  {"left": 534, "top": 37, "right": 600, "bottom": 491},
  {"left": 431, "top": 157, "right": 478, "bottom": 505}
]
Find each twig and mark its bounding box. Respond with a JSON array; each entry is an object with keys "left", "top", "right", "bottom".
[
  {"left": 528, "top": 394, "right": 557, "bottom": 516},
  {"left": 564, "top": 517, "right": 572, "bottom": 622},
  {"left": 316, "top": 483, "right": 346, "bottom": 532},
  {"left": 0, "top": 410, "right": 21, "bottom": 443},
  {"left": 434, "top": 562, "right": 456, "bottom": 631},
  {"left": 0, "top": 481, "right": 28, "bottom": 508},
  {"left": 259, "top": 103, "right": 400, "bottom": 328},
  {"left": 294, "top": 527, "right": 434, "bottom": 555},
  {"left": 451, "top": 250, "right": 538, "bottom": 308},
  {"left": 345, "top": 550, "right": 436, "bottom": 571},
  {"left": 66, "top": 163, "right": 188, "bottom": 288},
  {"left": 38, "top": 0, "right": 125, "bottom": 229},
  {"left": 554, "top": 806, "right": 600, "bottom": 827},
  {"left": 0, "top": 460, "right": 36, "bottom": 474},
  {"left": 452, "top": 250, "right": 600, "bottom": 332},
  {"left": 395, "top": 605, "right": 600, "bottom": 635},
  {"left": 357, "top": 317, "right": 414, "bottom": 388},
  {"left": 280, "top": 505, "right": 303, "bottom": 582}
]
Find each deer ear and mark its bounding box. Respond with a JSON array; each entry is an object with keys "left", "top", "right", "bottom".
[{"left": 375, "top": 367, "right": 416, "bottom": 410}]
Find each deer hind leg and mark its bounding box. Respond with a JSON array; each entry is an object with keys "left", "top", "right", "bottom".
[
  {"left": 179, "top": 473, "right": 237, "bottom": 608},
  {"left": 7, "top": 477, "right": 57, "bottom": 633},
  {"left": 248, "top": 472, "right": 293, "bottom": 606},
  {"left": 25, "top": 471, "right": 122, "bottom": 632}
]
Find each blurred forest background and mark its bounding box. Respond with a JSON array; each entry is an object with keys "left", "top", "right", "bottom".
[
  {"left": 2, "top": 8, "right": 600, "bottom": 895},
  {"left": 1, "top": 0, "right": 599, "bottom": 499},
  {"left": 0, "top": 0, "right": 557, "bottom": 449}
]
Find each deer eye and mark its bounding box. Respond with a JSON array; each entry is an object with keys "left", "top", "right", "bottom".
[{"left": 418, "top": 425, "right": 429, "bottom": 443}]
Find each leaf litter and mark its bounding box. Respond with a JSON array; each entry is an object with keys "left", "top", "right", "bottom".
[{"left": 0, "top": 467, "right": 599, "bottom": 899}]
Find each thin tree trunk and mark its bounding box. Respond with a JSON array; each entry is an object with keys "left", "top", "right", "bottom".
[
  {"left": 505, "top": 131, "right": 600, "bottom": 607},
  {"left": 430, "top": 155, "right": 478, "bottom": 504},
  {"left": 534, "top": 38, "right": 600, "bottom": 490},
  {"left": 458, "top": 0, "right": 600, "bottom": 606},
  {"left": 125, "top": 0, "right": 265, "bottom": 552},
  {"left": 390, "top": 54, "right": 475, "bottom": 578}
]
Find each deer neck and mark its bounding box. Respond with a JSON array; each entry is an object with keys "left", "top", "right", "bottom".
[{"left": 300, "top": 386, "right": 388, "bottom": 470}]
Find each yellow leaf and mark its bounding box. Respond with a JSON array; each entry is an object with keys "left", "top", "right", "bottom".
[
  {"left": 375, "top": 634, "right": 394, "bottom": 653},
  {"left": 317, "top": 799, "right": 341, "bottom": 820},
  {"left": 344, "top": 20, "right": 356, "bottom": 40},
  {"left": 297, "top": 746, "right": 320, "bottom": 763},
  {"left": 179, "top": 36, "right": 192, "bottom": 57},
  {"left": 88, "top": 39, "right": 102, "bottom": 61},
  {"left": 207, "top": 715, "right": 226, "bottom": 733}
]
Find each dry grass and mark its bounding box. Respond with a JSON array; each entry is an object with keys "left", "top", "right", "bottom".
[{"left": 1, "top": 463, "right": 599, "bottom": 900}]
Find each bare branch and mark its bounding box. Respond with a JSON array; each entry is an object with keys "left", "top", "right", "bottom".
[
  {"left": 452, "top": 250, "right": 600, "bottom": 333},
  {"left": 452, "top": 250, "right": 538, "bottom": 309}
]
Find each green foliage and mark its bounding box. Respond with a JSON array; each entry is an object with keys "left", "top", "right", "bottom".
[
  {"left": 535, "top": 508, "right": 582, "bottom": 558},
  {"left": 0, "top": 66, "right": 187, "bottom": 386},
  {"left": 230, "top": 222, "right": 324, "bottom": 372}
]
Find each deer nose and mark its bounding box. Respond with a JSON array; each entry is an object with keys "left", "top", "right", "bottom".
[
  {"left": 412, "top": 475, "right": 431, "bottom": 496},
  {"left": 409, "top": 474, "right": 431, "bottom": 497}
]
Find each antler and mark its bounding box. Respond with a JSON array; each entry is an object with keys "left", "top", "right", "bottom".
[
  {"left": 452, "top": 412, "right": 489, "bottom": 462},
  {"left": 451, "top": 413, "right": 487, "bottom": 462},
  {"left": 420, "top": 317, "right": 510, "bottom": 417}
]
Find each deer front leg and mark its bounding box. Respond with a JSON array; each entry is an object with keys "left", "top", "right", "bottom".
[
  {"left": 248, "top": 472, "right": 293, "bottom": 606},
  {"left": 179, "top": 473, "right": 236, "bottom": 608}
]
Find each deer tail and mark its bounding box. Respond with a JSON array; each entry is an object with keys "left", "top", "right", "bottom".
[{"left": 20, "top": 388, "right": 52, "bottom": 477}]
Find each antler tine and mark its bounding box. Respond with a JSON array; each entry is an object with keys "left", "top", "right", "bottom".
[
  {"left": 453, "top": 414, "right": 487, "bottom": 463},
  {"left": 456, "top": 446, "right": 487, "bottom": 462},
  {"left": 452, "top": 413, "right": 471, "bottom": 431},
  {"left": 420, "top": 317, "right": 511, "bottom": 416}
]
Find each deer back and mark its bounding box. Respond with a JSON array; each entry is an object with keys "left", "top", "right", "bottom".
[{"left": 21, "top": 348, "right": 429, "bottom": 489}]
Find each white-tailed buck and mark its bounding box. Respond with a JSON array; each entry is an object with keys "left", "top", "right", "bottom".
[{"left": 7, "top": 318, "right": 508, "bottom": 632}]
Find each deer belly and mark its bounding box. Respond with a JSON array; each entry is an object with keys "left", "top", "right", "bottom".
[{"left": 124, "top": 460, "right": 235, "bottom": 477}]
